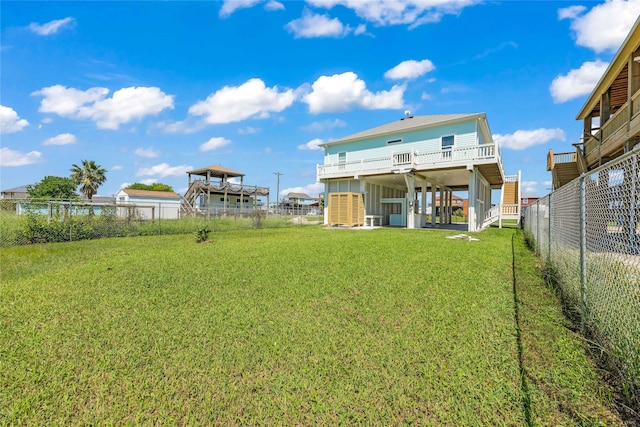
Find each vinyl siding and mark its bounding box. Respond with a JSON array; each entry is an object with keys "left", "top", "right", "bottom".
[{"left": 324, "top": 119, "right": 480, "bottom": 164}]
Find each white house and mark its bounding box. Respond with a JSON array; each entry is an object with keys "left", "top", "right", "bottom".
[
  {"left": 115, "top": 188, "right": 182, "bottom": 220},
  {"left": 317, "top": 113, "right": 519, "bottom": 231}
]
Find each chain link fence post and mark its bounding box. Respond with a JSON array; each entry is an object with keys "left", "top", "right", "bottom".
[{"left": 579, "top": 175, "right": 587, "bottom": 333}]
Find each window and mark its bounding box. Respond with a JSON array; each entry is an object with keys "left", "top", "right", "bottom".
[
  {"left": 338, "top": 152, "right": 346, "bottom": 169},
  {"left": 441, "top": 135, "right": 454, "bottom": 159},
  {"left": 387, "top": 138, "right": 403, "bottom": 145},
  {"left": 522, "top": 198, "right": 529, "bottom": 204}
]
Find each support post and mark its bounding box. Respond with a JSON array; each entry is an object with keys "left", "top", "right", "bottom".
[
  {"left": 431, "top": 186, "right": 437, "bottom": 227},
  {"left": 579, "top": 176, "right": 587, "bottom": 333}
]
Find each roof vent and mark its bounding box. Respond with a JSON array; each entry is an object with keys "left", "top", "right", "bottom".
[{"left": 401, "top": 110, "right": 413, "bottom": 120}]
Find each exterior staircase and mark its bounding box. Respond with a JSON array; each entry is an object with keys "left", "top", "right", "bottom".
[{"left": 547, "top": 149, "right": 583, "bottom": 190}]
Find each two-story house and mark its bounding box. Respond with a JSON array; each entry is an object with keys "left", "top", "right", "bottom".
[
  {"left": 547, "top": 16, "right": 640, "bottom": 188},
  {"left": 317, "top": 113, "right": 516, "bottom": 232},
  {"left": 181, "top": 165, "right": 270, "bottom": 216}
]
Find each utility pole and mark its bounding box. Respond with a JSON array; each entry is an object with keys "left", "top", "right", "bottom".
[{"left": 273, "top": 172, "right": 282, "bottom": 214}]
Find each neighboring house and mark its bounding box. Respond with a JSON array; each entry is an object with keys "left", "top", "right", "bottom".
[
  {"left": 317, "top": 113, "right": 517, "bottom": 231},
  {"left": 432, "top": 194, "right": 468, "bottom": 218},
  {"left": 280, "top": 192, "right": 320, "bottom": 214},
  {"left": 181, "top": 165, "right": 269, "bottom": 215},
  {"left": 115, "top": 188, "right": 181, "bottom": 220},
  {"left": 548, "top": 16, "right": 640, "bottom": 189},
  {"left": 0, "top": 185, "right": 29, "bottom": 199},
  {"left": 520, "top": 194, "right": 540, "bottom": 208}
]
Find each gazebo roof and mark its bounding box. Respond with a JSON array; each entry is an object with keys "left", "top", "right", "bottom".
[{"left": 186, "top": 165, "right": 245, "bottom": 178}]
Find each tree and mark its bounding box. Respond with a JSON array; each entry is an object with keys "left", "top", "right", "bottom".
[
  {"left": 127, "top": 182, "right": 174, "bottom": 192},
  {"left": 27, "top": 176, "right": 77, "bottom": 199},
  {"left": 70, "top": 160, "right": 107, "bottom": 202}
]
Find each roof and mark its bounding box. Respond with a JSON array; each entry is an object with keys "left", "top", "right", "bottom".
[
  {"left": 1, "top": 185, "right": 29, "bottom": 193},
  {"left": 285, "top": 192, "right": 312, "bottom": 199},
  {"left": 120, "top": 189, "right": 181, "bottom": 199},
  {"left": 520, "top": 193, "right": 539, "bottom": 199},
  {"left": 320, "top": 113, "right": 484, "bottom": 146},
  {"left": 186, "top": 164, "right": 244, "bottom": 178},
  {"left": 576, "top": 16, "right": 640, "bottom": 119}
]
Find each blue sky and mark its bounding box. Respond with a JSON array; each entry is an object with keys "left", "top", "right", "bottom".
[{"left": 1, "top": 0, "right": 639, "bottom": 199}]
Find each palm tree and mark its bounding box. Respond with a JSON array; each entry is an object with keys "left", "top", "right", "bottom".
[{"left": 70, "top": 160, "right": 107, "bottom": 202}]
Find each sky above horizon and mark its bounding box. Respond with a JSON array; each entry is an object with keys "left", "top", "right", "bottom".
[{"left": 2, "top": 0, "right": 639, "bottom": 199}]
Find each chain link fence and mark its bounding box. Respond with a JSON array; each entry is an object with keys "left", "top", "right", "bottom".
[
  {"left": 0, "top": 199, "right": 308, "bottom": 247},
  {"left": 523, "top": 149, "right": 639, "bottom": 408}
]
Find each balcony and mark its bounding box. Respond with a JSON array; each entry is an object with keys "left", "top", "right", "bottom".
[
  {"left": 317, "top": 144, "right": 504, "bottom": 186},
  {"left": 583, "top": 89, "right": 640, "bottom": 168}
]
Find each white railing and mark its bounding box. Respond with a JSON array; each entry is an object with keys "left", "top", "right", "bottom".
[
  {"left": 504, "top": 175, "right": 519, "bottom": 182},
  {"left": 501, "top": 204, "right": 520, "bottom": 217},
  {"left": 482, "top": 204, "right": 501, "bottom": 229},
  {"left": 317, "top": 144, "right": 501, "bottom": 179},
  {"left": 632, "top": 89, "right": 640, "bottom": 118},
  {"left": 553, "top": 151, "right": 577, "bottom": 164}
]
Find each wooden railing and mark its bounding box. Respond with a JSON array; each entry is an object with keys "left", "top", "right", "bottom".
[
  {"left": 632, "top": 89, "right": 640, "bottom": 118},
  {"left": 318, "top": 144, "right": 502, "bottom": 179},
  {"left": 584, "top": 102, "right": 629, "bottom": 160}
]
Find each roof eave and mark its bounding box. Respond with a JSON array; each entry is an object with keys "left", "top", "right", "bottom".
[{"left": 320, "top": 113, "right": 485, "bottom": 148}]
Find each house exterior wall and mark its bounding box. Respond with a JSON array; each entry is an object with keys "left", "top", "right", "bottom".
[
  {"left": 201, "top": 194, "right": 255, "bottom": 212},
  {"left": 323, "top": 120, "right": 479, "bottom": 164},
  {"left": 116, "top": 191, "right": 181, "bottom": 220}
]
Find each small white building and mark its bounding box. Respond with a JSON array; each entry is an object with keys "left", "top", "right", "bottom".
[{"left": 115, "top": 188, "right": 182, "bottom": 220}]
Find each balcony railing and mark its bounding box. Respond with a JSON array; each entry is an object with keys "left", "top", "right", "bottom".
[
  {"left": 584, "top": 102, "right": 629, "bottom": 159},
  {"left": 633, "top": 89, "right": 640, "bottom": 118},
  {"left": 318, "top": 144, "right": 502, "bottom": 179}
]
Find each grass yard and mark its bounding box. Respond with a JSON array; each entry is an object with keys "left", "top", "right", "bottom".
[{"left": 0, "top": 226, "right": 625, "bottom": 425}]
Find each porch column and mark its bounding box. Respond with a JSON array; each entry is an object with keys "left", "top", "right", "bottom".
[
  {"left": 601, "top": 90, "right": 611, "bottom": 125},
  {"left": 448, "top": 190, "right": 453, "bottom": 224},
  {"left": 468, "top": 166, "right": 477, "bottom": 232},
  {"left": 421, "top": 178, "right": 427, "bottom": 216},
  {"left": 439, "top": 187, "right": 444, "bottom": 225},
  {"left": 404, "top": 173, "right": 416, "bottom": 229},
  {"left": 431, "top": 186, "right": 437, "bottom": 227}
]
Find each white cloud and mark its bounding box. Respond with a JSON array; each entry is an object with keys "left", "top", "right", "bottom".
[
  {"left": 189, "top": 78, "right": 295, "bottom": 124},
  {"left": 286, "top": 10, "right": 355, "bottom": 38},
  {"left": 140, "top": 178, "right": 158, "bottom": 185},
  {"left": 136, "top": 163, "right": 193, "bottom": 178},
  {"left": 384, "top": 59, "right": 435, "bottom": 80},
  {"left": 281, "top": 182, "right": 324, "bottom": 197},
  {"left": 28, "top": 17, "right": 75, "bottom": 35},
  {"left": 298, "top": 138, "right": 324, "bottom": 150},
  {"left": 303, "top": 71, "right": 405, "bottom": 113},
  {"left": 32, "top": 85, "right": 174, "bottom": 130},
  {"left": 306, "top": 0, "right": 481, "bottom": 28},
  {"left": 134, "top": 147, "right": 160, "bottom": 158},
  {"left": 199, "top": 137, "right": 231, "bottom": 152},
  {"left": 421, "top": 92, "right": 432, "bottom": 100},
  {"left": 300, "top": 118, "right": 346, "bottom": 132},
  {"left": 111, "top": 165, "right": 123, "bottom": 171},
  {"left": 153, "top": 119, "right": 205, "bottom": 134},
  {"left": 559, "top": 0, "right": 640, "bottom": 53},
  {"left": 0, "top": 147, "right": 43, "bottom": 166},
  {"left": 493, "top": 128, "right": 566, "bottom": 150},
  {"left": 42, "top": 133, "right": 76, "bottom": 146},
  {"left": 0, "top": 105, "right": 29, "bottom": 134},
  {"left": 557, "top": 5, "right": 586, "bottom": 20},
  {"left": 238, "top": 126, "right": 260, "bottom": 135},
  {"left": 521, "top": 181, "right": 541, "bottom": 195},
  {"left": 549, "top": 60, "right": 609, "bottom": 103},
  {"left": 219, "top": 0, "right": 262, "bottom": 17},
  {"left": 265, "top": 1, "right": 285, "bottom": 11}
]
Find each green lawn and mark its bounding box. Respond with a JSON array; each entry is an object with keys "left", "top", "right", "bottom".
[{"left": 0, "top": 227, "right": 624, "bottom": 425}]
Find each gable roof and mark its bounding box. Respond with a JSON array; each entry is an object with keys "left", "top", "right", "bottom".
[
  {"left": 1, "top": 185, "right": 29, "bottom": 194},
  {"left": 186, "top": 165, "right": 244, "bottom": 178},
  {"left": 285, "top": 192, "right": 312, "bottom": 199},
  {"left": 320, "top": 113, "right": 483, "bottom": 146},
  {"left": 120, "top": 189, "right": 181, "bottom": 199}
]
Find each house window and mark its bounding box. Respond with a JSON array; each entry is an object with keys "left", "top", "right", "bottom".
[
  {"left": 441, "top": 135, "right": 454, "bottom": 158},
  {"left": 338, "top": 152, "right": 346, "bottom": 169},
  {"left": 387, "top": 138, "right": 403, "bottom": 144},
  {"left": 522, "top": 198, "right": 529, "bottom": 204}
]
